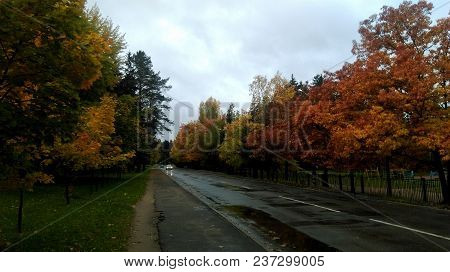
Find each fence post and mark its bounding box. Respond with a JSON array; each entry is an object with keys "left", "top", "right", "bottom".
[
  {"left": 421, "top": 177, "right": 428, "bottom": 202},
  {"left": 17, "top": 188, "right": 24, "bottom": 233},
  {"left": 284, "top": 161, "right": 289, "bottom": 181},
  {"left": 322, "top": 169, "right": 329, "bottom": 187},
  {"left": 312, "top": 168, "right": 317, "bottom": 186},
  {"left": 350, "top": 171, "right": 356, "bottom": 194},
  {"left": 360, "top": 174, "right": 365, "bottom": 194},
  {"left": 386, "top": 156, "right": 393, "bottom": 197},
  {"left": 339, "top": 174, "right": 343, "bottom": 191}
]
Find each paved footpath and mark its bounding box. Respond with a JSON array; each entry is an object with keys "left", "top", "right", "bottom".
[{"left": 152, "top": 170, "right": 263, "bottom": 252}]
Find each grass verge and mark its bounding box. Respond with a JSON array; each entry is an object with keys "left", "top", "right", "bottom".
[{"left": 0, "top": 169, "right": 151, "bottom": 252}]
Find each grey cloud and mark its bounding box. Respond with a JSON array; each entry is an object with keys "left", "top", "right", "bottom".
[{"left": 88, "top": 0, "right": 440, "bottom": 138}]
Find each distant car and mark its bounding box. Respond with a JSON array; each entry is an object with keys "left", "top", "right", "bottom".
[{"left": 165, "top": 164, "right": 174, "bottom": 170}]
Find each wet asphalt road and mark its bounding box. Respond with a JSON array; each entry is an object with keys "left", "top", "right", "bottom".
[
  {"left": 153, "top": 170, "right": 263, "bottom": 252},
  {"left": 164, "top": 168, "right": 450, "bottom": 252}
]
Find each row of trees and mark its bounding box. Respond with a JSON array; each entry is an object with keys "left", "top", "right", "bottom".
[
  {"left": 0, "top": 0, "right": 171, "bottom": 231},
  {"left": 171, "top": 1, "right": 449, "bottom": 203}
]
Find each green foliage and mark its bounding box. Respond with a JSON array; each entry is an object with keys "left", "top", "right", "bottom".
[
  {"left": 115, "top": 95, "right": 138, "bottom": 152},
  {"left": 226, "top": 103, "right": 239, "bottom": 124},
  {"left": 119, "top": 51, "right": 172, "bottom": 137}
]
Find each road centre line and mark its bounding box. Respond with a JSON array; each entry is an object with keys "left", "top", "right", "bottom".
[
  {"left": 369, "top": 219, "right": 450, "bottom": 241},
  {"left": 280, "top": 195, "right": 450, "bottom": 241},
  {"left": 279, "top": 196, "right": 341, "bottom": 213}
]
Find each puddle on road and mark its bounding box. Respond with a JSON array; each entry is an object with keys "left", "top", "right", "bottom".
[{"left": 224, "top": 205, "right": 337, "bottom": 252}]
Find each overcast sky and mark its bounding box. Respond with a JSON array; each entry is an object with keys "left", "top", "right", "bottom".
[{"left": 87, "top": 0, "right": 449, "bottom": 139}]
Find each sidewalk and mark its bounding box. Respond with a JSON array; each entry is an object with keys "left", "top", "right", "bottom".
[{"left": 152, "top": 170, "right": 263, "bottom": 252}]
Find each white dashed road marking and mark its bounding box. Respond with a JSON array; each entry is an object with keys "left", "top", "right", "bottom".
[
  {"left": 279, "top": 196, "right": 341, "bottom": 213},
  {"left": 369, "top": 219, "right": 450, "bottom": 241}
]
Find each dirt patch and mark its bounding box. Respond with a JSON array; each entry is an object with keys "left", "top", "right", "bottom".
[{"left": 128, "top": 171, "right": 160, "bottom": 252}]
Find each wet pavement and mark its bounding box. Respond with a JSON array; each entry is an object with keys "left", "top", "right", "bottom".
[
  {"left": 165, "top": 168, "right": 450, "bottom": 252},
  {"left": 153, "top": 170, "right": 263, "bottom": 252}
]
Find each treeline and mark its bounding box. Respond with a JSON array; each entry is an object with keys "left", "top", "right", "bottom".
[
  {"left": 0, "top": 0, "right": 171, "bottom": 230},
  {"left": 171, "top": 1, "right": 449, "bottom": 203}
]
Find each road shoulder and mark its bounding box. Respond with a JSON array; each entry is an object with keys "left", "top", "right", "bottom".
[{"left": 128, "top": 170, "right": 160, "bottom": 252}]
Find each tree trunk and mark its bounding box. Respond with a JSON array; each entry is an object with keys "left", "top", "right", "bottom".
[
  {"left": 385, "top": 156, "right": 392, "bottom": 197},
  {"left": 17, "top": 188, "right": 24, "bottom": 233},
  {"left": 432, "top": 150, "right": 449, "bottom": 204}
]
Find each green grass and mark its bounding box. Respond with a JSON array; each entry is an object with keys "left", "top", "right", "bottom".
[{"left": 0, "top": 169, "right": 151, "bottom": 252}]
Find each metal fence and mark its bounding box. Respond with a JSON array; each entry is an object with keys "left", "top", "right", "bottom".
[{"left": 237, "top": 167, "right": 444, "bottom": 204}]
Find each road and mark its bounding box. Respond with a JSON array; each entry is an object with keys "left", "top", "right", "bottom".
[{"left": 164, "top": 168, "right": 450, "bottom": 252}]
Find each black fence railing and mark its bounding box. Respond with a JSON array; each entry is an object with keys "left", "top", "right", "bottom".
[{"left": 234, "top": 168, "right": 444, "bottom": 204}]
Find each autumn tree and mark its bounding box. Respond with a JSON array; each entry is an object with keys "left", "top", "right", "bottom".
[
  {"left": 170, "top": 1, "right": 449, "bottom": 203},
  {"left": 171, "top": 121, "right": 208, "bottom": 167},
  {"left": 198, "top": 97, "right": 225, "bottom": 169},
  {"left": 199, "top": 97, "right": 221, "bottom": 123},
  {"left": 55, "top": 95, "right": 134, "bottom": 203},
  {"left": 0, "top": 0, "right": 126, "bottom": 231},
  {"left": 247, "top": 73, "right": 295, "bottom": 163},
  {"left": 219, "top": 114, "right": 258, "bottom": 170},
  {"left": 350, "top": 0, "right": 449, "bottom": 201}
]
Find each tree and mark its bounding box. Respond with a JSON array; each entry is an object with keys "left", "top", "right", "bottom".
[
  {"left": 171, "top": 121, "right": 208, "bottom": 167},
  {"left": 115, "top": 51, "right": 172, "bottom": 169},
  {"left": 0, "top": 0, "right": 124, "bottom": 231},
  {"left": 159, "top": 140, "right": 172, "bottom": 163},
  {"left": 249, "top": 72, "right": 291, "bottom": 124},
  {"left": 79, "top": 5, "right": 126, "bottom": 102},
  {"left": 132, "top": 51, "right": 172, "bottom": 138},
  {"left": 115, "top": 95, "right": 138, "bottom": 153},
  {"left": 199, "top": 97, "right": 221, "bottom": 123},
  {"left": 249, "top": 75, "right": 270, "bottom": 123},
  {"left": 352, "top": 0, "right": 449, "bottom": 201},
  {"left": 225, "top": 103, "right": 238, "bottom": 124},
  {"left": 219, "top": 114, "right": 257, "bottom": 170},
  {"left": 55, "top": 95, "right": 135, "bottom": 203},
  {"left": 312, "top": 74, "right": 324, "bottom": 87}
]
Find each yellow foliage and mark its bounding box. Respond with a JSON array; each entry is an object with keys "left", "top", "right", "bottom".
[{"left": 56, "top": 95, "right": 135, "bottom": 171}]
